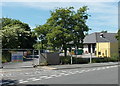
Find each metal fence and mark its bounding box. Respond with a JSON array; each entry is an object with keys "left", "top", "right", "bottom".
[
  {"left": 2, "top": 49, "right": 60, "bottom": 68},
  {"left": 2, "top": 49, "right": 37, "bottom": 68}
]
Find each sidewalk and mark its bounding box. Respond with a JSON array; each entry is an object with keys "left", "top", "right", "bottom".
[{"left": 41, "top": 62, "right": 119, "bottom": 70}]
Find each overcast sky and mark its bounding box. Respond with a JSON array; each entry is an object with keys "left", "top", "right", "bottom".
[{"left": 1, "top": 0, "right": 119, "bottom": 33}]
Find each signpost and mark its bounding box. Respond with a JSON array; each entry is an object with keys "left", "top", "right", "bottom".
[
  {"left": 90, "top": 53, "right": 92, "bottom": 63},
  {"left": 0, "top": 35, "right": 2, "bottom": 68}
]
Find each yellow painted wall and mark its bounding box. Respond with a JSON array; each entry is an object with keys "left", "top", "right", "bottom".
[
  {"left": 96, "top": 42, "right": 110, "bottom": 57},
  {"left": 110, "top": 42, "right": 118, "bottom": 57},
  {"left": 96, "top": 42, "right": 118, "bottom": 57}
]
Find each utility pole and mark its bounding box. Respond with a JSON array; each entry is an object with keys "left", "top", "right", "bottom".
[
  {"left": 71, "top": 54, "right": 73, "bottom": 64},
  {"left": 90, "top": 53, "right": 92, "bottom": 63},
  {"left": 32, "top": 50, "right": 35, "bottom": 67},
  {"left": 38, "top": 50, "right": 41, "bottom": 66},
  {"left": 0, "top": 34, "right": 2, "bottom": 68}
]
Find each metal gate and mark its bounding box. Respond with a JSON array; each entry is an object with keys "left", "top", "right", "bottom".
[{"left": 2, "top": 49, "right": 40, "bottom": 69}]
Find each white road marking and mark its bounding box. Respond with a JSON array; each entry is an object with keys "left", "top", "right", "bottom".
[
  {"left": 50, "top": 75, "right": 58, "bottom": 77},
  {"left": 32, "top": 78, "right": 41, "bottom": 81},
  {"left": 55, "top": 74, "right": 62, "bottom": 77},
  {"left": 2, "top": 65, "right": 118, "bottom": 84},
  {"left": 8, "top": 83, "right": 15, "bottom": 85},
  {"left": 2, "top": 82, "right": 10, "bottom": 84},
  {"left": 112, "top": 65, "right": 118, "bottom": 67},
  {"left": 69, "top": 71, "right": 77, "bottom": 74},
  {"left": 96, "top": 68, "right": 102, "bottom": 70},
  {"left": 39, "top": 76, "right": 48, "bottom": 79},
  {"left": 101, "top": 67, "right": 106, "bottom": 69},
  {"left": 62, "top": 73, "right": 70, "bottom": 75},
  {"left": 106, "top": 66, "right": 110, "bottom": 69},
  {"left": 27, "top": 77, "right": 36, "bottom": 80},
  {"left": 59, "top": 73, "right": 66, "bottom": 75},
  {"left": 85, "top": 69, "right": 91, "bottom": 72},
  {"left": 19, "top": 80, "right": 28, "bottom": 83},
  {"left": 61, "top": 70, "right": 67, "bottom": 72},
  {"left": 91, "top": 68, "right": 96, "bottom": 71},
  {"left": 44, "top": 76, "right": 53, "bottom": 79},
  {"left": 25, "top": 73, "right": 29, "bottom": 75},
  {"left": 0, "top": 74, "right": 3, "bottom": 77}
]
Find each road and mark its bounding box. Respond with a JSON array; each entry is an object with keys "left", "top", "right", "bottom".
[{"left": 1, "top": 63, "right": 119, "bottom": 85}]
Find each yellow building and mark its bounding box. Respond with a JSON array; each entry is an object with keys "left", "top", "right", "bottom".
[
  {"left": 83, "top": 32, "right": 118, "bottom": 57},
  {"left": 96, "top": 42, "right": 118, "bottom": 57}
]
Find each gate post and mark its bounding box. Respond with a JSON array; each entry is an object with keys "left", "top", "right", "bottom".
[
  {"left": 0, "top": 35, "right": 2, "bottom": 68},
  {"left": 38, "top": 50, "right": 41, "bottom": 66},
  {"left": 32, "top": 50, "right": 34, "bottom": 67}
]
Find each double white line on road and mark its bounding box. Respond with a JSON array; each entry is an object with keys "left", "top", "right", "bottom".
[
  {"left": 18, "top": 65, "right": 118, "bottom": 84},
  {"left": 2, "top": 65, "right": 118, "bottom": 85}
]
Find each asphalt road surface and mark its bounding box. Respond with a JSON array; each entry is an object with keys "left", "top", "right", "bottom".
[{"left": 1, "top": 64, "right": 119, "bottom": 85}]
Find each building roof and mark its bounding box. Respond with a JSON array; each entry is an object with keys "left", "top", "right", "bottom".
[{"left": 83, "top": 32, "right": 118, "bottom": 43}]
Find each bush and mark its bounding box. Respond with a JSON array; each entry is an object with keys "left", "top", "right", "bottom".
[
  {"left": 92, "top": 57, "right": 118, "bottom": 63},
  {"left": 60, "top": 56, "right": 71, "bottom": 64},
  {"left": 111, "top": 53, "right": 119, "bottom": 61},
  {"left": 2, "top": 51, "right": 11, "bottom": 63},
  {"left": 60, "top": 56, "right": 119, "bottom": 65},
  {"left": 60, "top": 56, "right": 89, "bottom": 64}
]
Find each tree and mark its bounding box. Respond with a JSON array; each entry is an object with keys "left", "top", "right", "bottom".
[
  {"left": 0, "top": 18, "right": 36, "bottom": 49},
  {"left": 34, "top": 6, "right": 90, "bottom": 57},
  {"left": 72, "top": 6, "right": 89, "bottom": 49},
  {"left": 33, "top": 24, "right": 52, "bottom": 49},
  {"left": 101, "top": 30, "right": 107, "bottom": 33}
]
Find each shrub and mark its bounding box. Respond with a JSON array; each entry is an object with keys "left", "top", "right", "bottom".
[
  {"left": 2, "top": 51, "right": 11, "bottom": 63},
  {"left": 60, "top": 56, "right": 89, "bottom": 64}
]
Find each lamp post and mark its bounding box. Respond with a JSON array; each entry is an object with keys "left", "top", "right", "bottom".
[
  {"left": 39, "top": 34, "right": 44, "bottom": 52},
  {"left": 38, "top": 34, "right": 44, "bottom": 65},
  {"left": 0, "top": 33, "right": 2, "bottom": 68}
]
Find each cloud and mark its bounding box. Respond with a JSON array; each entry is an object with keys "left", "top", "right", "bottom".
[{"left": 2, "top": 1, "right": 118, "bottom": 33}]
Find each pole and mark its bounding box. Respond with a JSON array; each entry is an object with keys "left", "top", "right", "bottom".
[
  {"left": 71, "top": 54, "right": 72, "bottom": 64},
  {"left": 32, "top": 50, "right": 34, "bottom": 67},
  {"left": 38, "top": 50, "right": 41, "bottom": 66},
  {"left": 90, "top": 53, "right": 92, "bottom": 63}
]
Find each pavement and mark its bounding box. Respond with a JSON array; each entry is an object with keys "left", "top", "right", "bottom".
[{"left": 40, "top": 62, "right": 119, "bottom": 70}]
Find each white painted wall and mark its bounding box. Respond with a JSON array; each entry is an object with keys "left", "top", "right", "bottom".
[{"left": 83, "top": 44, "right": 88, "bottom": 53}]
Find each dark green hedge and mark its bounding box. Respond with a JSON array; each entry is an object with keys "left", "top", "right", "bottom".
[
  {"left": 60, "top": 56, "right": 119, "bottom": 64},
  {"left": 2, "top": 51, "right": 11, "bottom": 63}
]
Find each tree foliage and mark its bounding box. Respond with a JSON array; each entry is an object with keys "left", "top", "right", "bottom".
[
  {"left": 0, "top": 18, "right": 36, "bottom": 49},
  {"left": 34, "top": 6, "right": 90, "bottom": 56},
  {"left": 101, "top": 30, "right": 107, "bottom": 33}
]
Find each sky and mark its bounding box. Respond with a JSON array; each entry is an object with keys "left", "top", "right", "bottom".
[{"left": 1, "top": 0, "right": 119, "bottom": 33}]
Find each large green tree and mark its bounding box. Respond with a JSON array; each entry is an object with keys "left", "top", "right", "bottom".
[
  {"left": 33, "top": 24, "right": 52, "bottom": 49},
  {"left": 0, "top": 18, "right": 36, "bottom": 49},
  {"left": 34, "top": 6, "right": 90, "bottom": 57}
]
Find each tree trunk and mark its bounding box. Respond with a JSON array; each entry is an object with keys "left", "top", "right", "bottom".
[{"left": 64, "top": 48, "right": 67, "bottom": 57}]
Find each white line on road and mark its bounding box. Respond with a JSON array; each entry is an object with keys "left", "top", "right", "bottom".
[
  {"left": 106, "top": 66, "right": 110, "bottom": 69},
  {"left": 39, "top": 76, "right": 48, "bottom": 79},
  {"left": 96, "top": 68, "right": 102, "bottom": 70},
  {"left": 69, "top": 72, "right": 77, "bottom": 74},
  {"left": 32, "top": 78, "right": 41, "bottom": 81},
  {"left": 8, "top": 83, "right": 15, "bottom": 85},
  {"left": 50, "top": 75, "right": 58, "bottom": 77},
  {"left": 27, "top": 78, "right": 36, "bottom": 80},
  {"left": 1, "top": 82, "right": 10, "bottom": 84},
  {"left": 101, "top": 67, "right": 106, "bottom": 69},
  {"left": 91, "top": 68, "right": 96, "bottom": 71},
  {"left": 55, "top": 74, "right": 62, "bottom": 77},
  {"left": 44, "top": 76, "right": 53, "bottom": 79},
  {"left": 19, "top": 80, "right": 28, "bottom": 83},
  {"left": 25, "top": 73, "right": 30, "bottom": 75}
]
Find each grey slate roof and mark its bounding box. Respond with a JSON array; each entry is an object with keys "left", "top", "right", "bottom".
[{"left": 83, "top": 32, "right": 117, "bottom": 43}]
